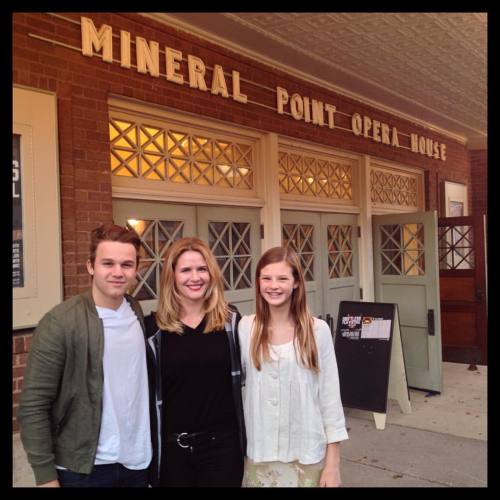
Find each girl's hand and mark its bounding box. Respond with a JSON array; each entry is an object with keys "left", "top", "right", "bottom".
[{"left": 318, "top": 466, "right": 341, "bottom": 487}]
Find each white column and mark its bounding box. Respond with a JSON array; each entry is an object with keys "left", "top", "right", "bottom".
[
  {"left": 358, "top": 155, "right": 375, "bottom": 302},
  {"left": 258, "top": 133, "right": 282, "bottom": 252}
]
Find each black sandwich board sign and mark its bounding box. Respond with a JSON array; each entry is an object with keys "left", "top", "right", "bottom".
[{"left": 334, "top": 301, "right": 409, "bottom": 415}]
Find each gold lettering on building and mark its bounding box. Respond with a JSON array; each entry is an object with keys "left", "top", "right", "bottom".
[{"left": 79, "top": 16, "right": 446, "bottom": 161}]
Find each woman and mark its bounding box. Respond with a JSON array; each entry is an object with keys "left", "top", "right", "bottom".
[
  {"left": 145, "top": 237, "right": 245, "bottom": 487},
  {"left": 239, "top": 246, "right": 348, "bottom": 487}
]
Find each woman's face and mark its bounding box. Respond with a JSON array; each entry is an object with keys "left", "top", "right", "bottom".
[
  {"left": 174, "top": 250, "right": 211, "bottom": 305},
  {"left": 258, "top": 260, "right": 297, "bottom": 310}
]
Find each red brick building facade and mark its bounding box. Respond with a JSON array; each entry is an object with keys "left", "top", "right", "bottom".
[{"left": 12, "top": 12, "right": 485, "bottom": 430}]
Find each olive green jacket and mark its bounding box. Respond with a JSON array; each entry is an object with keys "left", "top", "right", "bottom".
[{"left": 17, "top": 290, "right": 146, "bottom": 486}]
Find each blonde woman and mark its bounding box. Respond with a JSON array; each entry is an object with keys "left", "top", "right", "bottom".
[
  {"left": 239, "top": 246, "right": 348, "bottom": 487},
  {"left": 144, "top": 237, "right": 245, "bottom": 487}
]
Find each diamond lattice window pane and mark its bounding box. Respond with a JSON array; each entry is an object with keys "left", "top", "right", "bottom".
[
  {"left": 282, "top": 223, "right": 315, "bottom": 281},
  {"left": 233, "top": 256, "right": 252, "bottom": 289},
  {"left": 126, "top": 219, "right": 184, "bottom": 299},
  {"left": 278, "top": 151, "right": 353, "bottom": 200},
  {"left": 110, "top": 118, "right": 253, "bottom": 190},
  {"left": 380, "top": 223, "right": 425, "bottom": 276},
  {"left": 438, "top": 224, "right": 475, "bottom": 270},
  {"left": 134, "top": 263, "right": 157, "bottom": 301},
  {"left": 381, "top": 250, "right": 401, "bottom": 275},
  {"left": 327, "top": 225, "right": 353, "bottom": 278},
  {"left": 209, "top": 221, "right": 253, "bottom": 291},
  {"left": 371, "top": 168, "right": 419, "bottom": 208}
]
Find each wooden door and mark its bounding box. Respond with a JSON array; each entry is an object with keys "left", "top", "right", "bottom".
[
  {"left": 438, "top": 215, "right": 487, "bottom": 365},
  {"left": 373, "top": 211, "right": 442, "bottom": 392}
]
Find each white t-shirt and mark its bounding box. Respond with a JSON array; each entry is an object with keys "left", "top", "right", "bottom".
[
  {"left": 239, "top": 314, "right": 348, "bottom": 465},
  {"left": 94, "top": 298, "right": 152, "bottom": 469}
]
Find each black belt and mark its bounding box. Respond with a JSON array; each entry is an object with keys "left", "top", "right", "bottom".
[{"left": 166, "top": 430, "right": 236, "bottom": 450}]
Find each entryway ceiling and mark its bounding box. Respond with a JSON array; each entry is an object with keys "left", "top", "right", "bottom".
[{"left": 143, "top": 12, "right": 487, "bottom": 148}]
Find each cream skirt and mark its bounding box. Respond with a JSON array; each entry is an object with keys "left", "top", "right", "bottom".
[{"left": 242, "top": 457, "right": 324, "bottom": 487}]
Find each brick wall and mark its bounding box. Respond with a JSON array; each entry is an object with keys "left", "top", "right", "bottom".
[
  {"left": 470, "top": 150, "right": 487, "bottom": 215},
  {"left": 12, "top": 331, "right": 33, "bottom": 432},
  {"left": 12, "top": 12, "right": 475, "bottom": 430}
]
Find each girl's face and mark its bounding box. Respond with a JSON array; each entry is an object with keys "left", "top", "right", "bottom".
[
  {"left": 174, "top": 250, "right": 211, "bottom": 305},
  {"left": 258, "top": 260, "right": 298, "bottom": 310}
]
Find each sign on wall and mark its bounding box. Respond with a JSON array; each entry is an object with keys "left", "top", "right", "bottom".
[{"left": 13, "top": 134, "right": 24, "bottom": 288}]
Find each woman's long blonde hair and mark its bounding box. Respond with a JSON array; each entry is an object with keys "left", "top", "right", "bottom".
[
  {"left": 251, "top": 246, "right": 319, "bottom": 372},
  {"left": 155, "top": 237, "right": 229, "bottom": 334}
]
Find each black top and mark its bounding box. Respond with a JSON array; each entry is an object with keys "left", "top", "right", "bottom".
[{"left": 159, "top": 316, "right": 239, "bottom": 434}]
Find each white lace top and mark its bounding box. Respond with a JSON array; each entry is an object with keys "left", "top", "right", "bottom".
[{"left": 239, "top": 314, "right": 348, "bottom": 465}]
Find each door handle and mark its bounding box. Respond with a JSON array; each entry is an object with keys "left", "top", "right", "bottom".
[
  {"left": 475, "top": 289, "right": 484, "bottom": 301},
  {"left": 326, "top": 313, "right": 332, "bottom": 334},
  {"left": 427, "top": 309, "right": 435, "bottom": 336}
]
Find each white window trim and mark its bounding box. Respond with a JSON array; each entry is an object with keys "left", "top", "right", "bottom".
[{"left": 13, "top": 86, "right": 62, "bottom": 329}]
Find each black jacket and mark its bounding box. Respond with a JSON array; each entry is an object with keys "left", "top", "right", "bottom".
[{"left": 144, "top": 306, "right": 246, "bottom": 486}]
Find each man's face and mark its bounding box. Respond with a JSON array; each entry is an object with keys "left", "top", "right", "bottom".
[{"left": 87, "top": 241, "right": 138, "bottom": 309}]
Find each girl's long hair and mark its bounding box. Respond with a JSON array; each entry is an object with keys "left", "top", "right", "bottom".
[
  {"left": 251, "top": 246, "right": 318, "bottom": 372},
  {"left": 155, "top": 237, "right": 228, "bottom": 334}
]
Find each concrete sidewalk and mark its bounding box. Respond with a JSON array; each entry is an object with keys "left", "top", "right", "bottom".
[
  {"left": 12, "top": 362, "right": 487, "bottom": 487},
  {"left": 341, "top": 415, "right": 486, "bottom": 487}
]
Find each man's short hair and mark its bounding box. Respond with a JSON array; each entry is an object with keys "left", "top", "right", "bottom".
[{"left": 89, "top": 224, "right": 141, "bottom": 266}]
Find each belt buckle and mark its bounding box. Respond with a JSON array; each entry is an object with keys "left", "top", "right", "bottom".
[{"left": 176, "top": 432, "right": 191, "bottom": 449}]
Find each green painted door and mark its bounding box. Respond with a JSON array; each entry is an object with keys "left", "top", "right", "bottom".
[
  {"left": 114, "top": 199, "right": 197, "bottom": 315},
  {"left": 113, "top": 200, "right": 261, "bottom": 316},
  {"left": 281, "top": 211, "right": 360, "bottom": 325},
  {"left": 320, "top": 213, "right": 360, "bottom": 335},
  {"left": 197, "top": 206, "right": 261, "bottom": 315},
  {"left": 281, "top": 211, "right": 322, "bottom": 316},
  {"left": 373, "top": 211, "right": 442, "bottom": 392}
]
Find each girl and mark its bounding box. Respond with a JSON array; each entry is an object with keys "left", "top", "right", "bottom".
[
  {"left": 145, "top": 237, "right": 245, "bottom": 487},
  {"left": 239, "top": 246, "right": 348, "bottom": 487}
]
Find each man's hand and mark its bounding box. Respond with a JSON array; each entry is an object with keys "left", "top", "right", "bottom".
[{"left": 38, "top": 479, "right": 60, "bottom": 487}]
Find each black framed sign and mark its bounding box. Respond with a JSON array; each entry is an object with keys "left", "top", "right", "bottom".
[{"left": 334, "top": 301, "right": 397, "bottom": 413}]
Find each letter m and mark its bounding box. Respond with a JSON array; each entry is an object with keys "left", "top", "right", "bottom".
[{"left": 81, "top": 16, "right": 113, "bottom": 63}]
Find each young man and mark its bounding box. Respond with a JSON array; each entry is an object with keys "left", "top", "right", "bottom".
[{"left": 17, "top": 224, "right": 152, "bottom": 487}]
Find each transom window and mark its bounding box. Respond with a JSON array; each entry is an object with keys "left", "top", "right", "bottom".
[
  {"left": 109, "top": 119, "right": 254, "bottom": 189},
  {"left": 371, "top": 167, "right": 420, "bottom": 209},
  {"left": 278, "top": 150, "right": 352, "bottom": 200}
]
